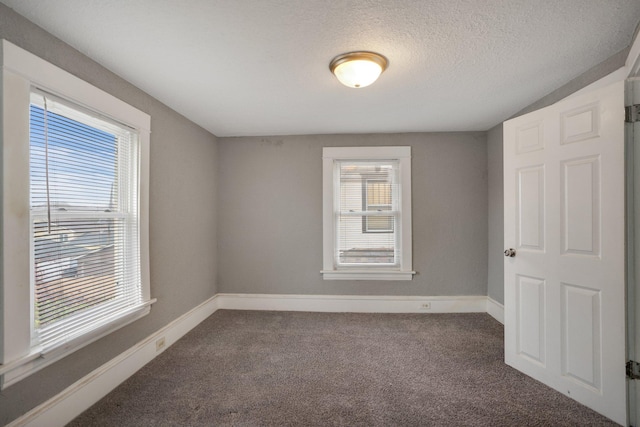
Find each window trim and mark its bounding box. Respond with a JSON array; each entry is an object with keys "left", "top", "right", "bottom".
[
  {"left": 321, "top": 146, "right": 414, "bottom": 281},
  {"left": 0, "top": 40, "right": 153, "bottom": 388}
]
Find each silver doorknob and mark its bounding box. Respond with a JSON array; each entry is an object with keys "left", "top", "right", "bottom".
[{"left": 504, "top": 248, "right": 516, "bottom": 257}]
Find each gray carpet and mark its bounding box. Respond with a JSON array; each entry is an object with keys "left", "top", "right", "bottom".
[{"left": 69, "top": 310, "right": 617, "bottom": 426}]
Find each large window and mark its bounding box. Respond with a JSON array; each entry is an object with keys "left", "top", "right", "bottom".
[
  {"left": 322, "top": 146, "right": 414, "bottom": 280},
  {"left": 30, "top": 91, "right": 143, "bottom": 352},
  {"left": 1, "top": 41, "right": 152, "bottom": 388}
]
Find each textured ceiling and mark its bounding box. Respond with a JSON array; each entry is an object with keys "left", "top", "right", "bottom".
[{"left": 1, "top": 1, "right": 640, "bottom": 137}]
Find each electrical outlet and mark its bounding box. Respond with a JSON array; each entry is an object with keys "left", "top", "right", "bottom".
[
  {"left": 421, "top": 302, "right": 431, "bottom": 310},
  {"left": 156, "top": 337, "right": 166, "bottom": 352}
]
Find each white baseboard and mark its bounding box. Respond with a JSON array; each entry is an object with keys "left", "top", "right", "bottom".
[
  {"left": 10, "top": 292, "right": 498, "bottom": 427},
  {"left": 486, "top": 297, "right": 504, "bottom": 324},
  {"left": 217, "top": 293, "right": 488, "bottom": 313},
  {"left": 9, "top": 295, "right": 220, "bottom": 427}
]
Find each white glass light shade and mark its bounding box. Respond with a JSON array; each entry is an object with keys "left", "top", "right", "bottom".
[{"left": 330, "top": 52, "right": 388, "bottom": 89}]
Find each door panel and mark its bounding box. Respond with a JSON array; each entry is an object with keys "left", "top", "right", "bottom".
[
  {"left": 518, "top": 166, "right": 545, "bottom": 250},
  {"left": 516, "top": 274, "right": 546, "bottom": 365},
  {"left": 517, "top": 121, "right": 545, "bottom": 153},
  {"left": 561, "top": 156, "right": 600, "bottom": 255},
  {"left": 560, "top": 102, "right": 600, "bottom": 144},
  {"left": 504, "top": 80, "right": 625, "bottom": 425},
  {"left": 561, "top": 282, "right": 601, "bottom": 390}
]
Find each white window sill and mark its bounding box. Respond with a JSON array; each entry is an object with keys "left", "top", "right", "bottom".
[
  {"left": 321, "top": 270, "right": 416, "bottom": 281},
  {"left": 0, "top": 299, "right": 155, "bottom": 389}
]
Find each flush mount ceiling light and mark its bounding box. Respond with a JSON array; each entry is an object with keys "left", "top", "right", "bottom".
[{"left": 329, "top": 51, "right": 389, "bottom": 89}]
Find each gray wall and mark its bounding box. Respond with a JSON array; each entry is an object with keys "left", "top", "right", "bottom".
[
  {"left": 485, "top": 47, "right": 631, "bottom": 305},
  {"left": 217, "top": 133, "right": 488, "bottom": 297},
  {"left": 487, "top": 124, "right": 504, "bottom": 304},
  {"left": 0, "top": 5, "right": 218, "bottom": 424}
]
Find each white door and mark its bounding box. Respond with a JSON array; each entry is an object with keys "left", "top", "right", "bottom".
[{"left": 504, "top": 80, "right": 626, "bottom": 425}]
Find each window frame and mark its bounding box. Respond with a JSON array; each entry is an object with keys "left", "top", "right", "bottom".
[
  {"left": 0, "top": 40, "right": 153, "bottom": 388},
  {"left": 321, "top": 146, "right": 414, "bottom": 281}
]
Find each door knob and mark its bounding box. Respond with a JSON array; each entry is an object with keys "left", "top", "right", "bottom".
[{"left": 504, "top": 248, "right": 516, "bottom": 257}]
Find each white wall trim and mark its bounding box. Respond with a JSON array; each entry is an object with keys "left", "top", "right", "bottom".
[
  {"left": 567, "top": 27, "right": 640, "bottom": 99},
  {"left": 9, "top": 293, "right": 497, "bottom": 426},
  {"left": 8, "top": 295, "right": 220, "bottom": 427},
  {"left": 626, "top": 26, "right": 640, "bottom": 78},
  {"left": 217, "top": 293, "right": 488, "bottom": 313},
  {"left": 320, "top": 270, "right": 416, "bottom": 281},
  {"left": 486, "top": 297, "right": 504, "bottom": 324}
]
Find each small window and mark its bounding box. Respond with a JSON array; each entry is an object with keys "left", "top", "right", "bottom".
[{"left": 322, "top": 146, "right": 414, "bottom": 280}]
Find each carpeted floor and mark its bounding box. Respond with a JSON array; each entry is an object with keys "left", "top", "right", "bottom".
[{"left": 69, "top": 310, "right": 618, "bottom": 426}]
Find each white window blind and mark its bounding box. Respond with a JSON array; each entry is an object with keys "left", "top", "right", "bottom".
[
  {"left": 336, "top": 161, "right": 399, "bottom": 266},
  {"left": 322, "top": 146, "right": 413, "bottom": 281},
  {"left": 29, "top": 90, "right": 143, "bottom": 352}
]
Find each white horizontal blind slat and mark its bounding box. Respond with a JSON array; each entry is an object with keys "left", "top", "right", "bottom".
[
  {"left": 29, "top": 90, "right": 142, "bottom": 352},
  {"left": 38, "top": 299, "right": 142, "bottom": 345},
  {"left": 37, "top": 302, "right": 151, "bottom": 355}
]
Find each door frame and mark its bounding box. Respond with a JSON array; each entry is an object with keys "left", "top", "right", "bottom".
[
  {"left": 625, "top": 78, "right": 639, "bottom": 427},
  {"left": 626, "top": 31, "right": 640, "bottom": 427}
]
